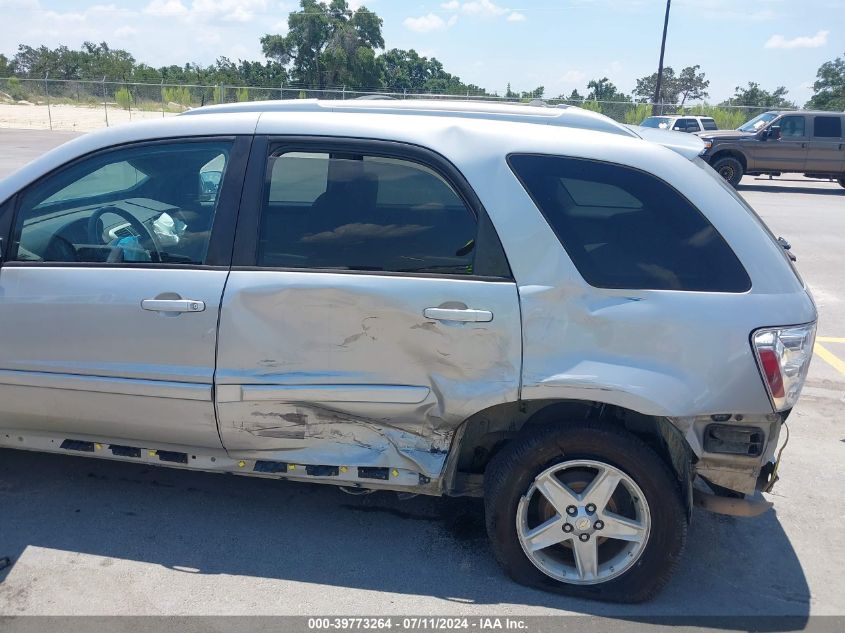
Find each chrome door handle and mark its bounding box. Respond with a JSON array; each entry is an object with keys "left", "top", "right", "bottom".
[
  {"left": 141, "top": 299, "right": 205, "bottom": 313},
  {"left": 423, "top": 307, "right": 493, "bottom": 323}
]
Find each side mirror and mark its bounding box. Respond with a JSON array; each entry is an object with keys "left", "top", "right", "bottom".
[{"left": 198, "top": 170, "right": 222, "bottom": 202}]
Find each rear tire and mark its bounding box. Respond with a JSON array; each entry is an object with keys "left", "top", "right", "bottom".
[
  {"left": 484, "top": 422, "right": 687, "bottom": 603},
  {"left": 712, "top": 156, "right": 744, "bottom": 187},
  {"left": 838, "top": 178, "right": 845, "bottom": 188}
]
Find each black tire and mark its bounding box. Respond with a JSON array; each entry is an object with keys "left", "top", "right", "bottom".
[
  {"left": 484, "top": 421, "right": 687, "bottom": 603},
  {"left": 838, "top": 178, "right": 845, "bottom": 189},
  {"left": 711, "top": 156, "right": 744, "bottom": 187}
]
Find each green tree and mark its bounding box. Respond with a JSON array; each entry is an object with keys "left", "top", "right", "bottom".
[
  {"left": 0, "top": 54, "right": 10, "bottom": 77},
  {"left": 633, "top": 67, "right": 679, "bottom": 105},
  {"left": 585, "top": 77, "right": 631, "bottom": 121},
  {"left": 723, "top": 82, "right": 796, "bottom": 109},
  {"left": 521, "top": 86, "right": 544, "bottom": 99},
  {"left": 261, "top": 0, "right": 383, "bottom": 89},
  {"left": 676, "top": 65, "right": 709, "bottom": 107},
  {"left": 806, "top": 52, "right": 845, "bottom": 111},
  {"left": 587, "top": 77, "right": 627, "bottom": 102}
]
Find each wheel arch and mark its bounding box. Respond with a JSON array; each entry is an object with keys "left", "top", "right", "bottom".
[
  {"left": 443, "top": 398, "right": 694, "bottom": 520},
  {"left": 710, "top": 148, "right": 748, "bottom": 172}
]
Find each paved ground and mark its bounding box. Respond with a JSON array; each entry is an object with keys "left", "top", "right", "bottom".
[{"left": 0, "top": 130, "right": 843, "bottom": 621}]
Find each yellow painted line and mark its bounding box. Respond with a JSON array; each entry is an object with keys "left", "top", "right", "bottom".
[
  {"left": 817, "top": 337, "right": 845, "bottom": 344},
  {"left": 814, "top": 343, "right": 845, "bottom": 377}
]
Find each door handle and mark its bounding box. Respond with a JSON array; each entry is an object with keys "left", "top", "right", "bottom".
[
  {"left": 423, "top": 307, "right": 493, "bottom": 323},
  {"left": 141, "top": 299, "right": 205, "bottom": 313}
]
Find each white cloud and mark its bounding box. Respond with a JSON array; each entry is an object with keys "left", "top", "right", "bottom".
[
  {"left": 506, "top": 11, "right": 525, "bottom": 21},
  {"left": 143, "top": 0, "right": 267, "bottom": 22},
  {"left": 0, "top": 0, "right": 40, "bottom": 8},
  {"left": 765, "top": 30, "right": 829, "bottom": 49},
  {"left": 143, "top": 0, "right": 188, "bottom": 17},
  {"left": 403, "top": 13, "right": 457, "bottom": 33},
  {"left": 190, "top": 0, "right": 268, "bottom": 23},
  {"left": 114, "top": 25, "right": 138, "bottom": 38},
  {"left": 561, "top": 69, "right": 585, "bottom": 83},
  {"left": 445, "top": 0, "right": 508, "bottom": 17}
]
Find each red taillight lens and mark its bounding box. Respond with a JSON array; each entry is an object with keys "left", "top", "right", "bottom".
[
  {"left": 758, "top": 348, "right": 784, "bottom": 399},
  {"left": 752, "top": 323, "right": 815, "bottom": 411}
]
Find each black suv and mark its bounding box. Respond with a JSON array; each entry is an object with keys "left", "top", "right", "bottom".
[{"left": 698, "top": 110, "right": 845, "bottom": 187}]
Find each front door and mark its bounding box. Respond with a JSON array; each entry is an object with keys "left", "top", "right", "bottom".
[
  {"left": 0, "top": 137, "right": 249, "bottom": 448},
  {"left": 753, "top": 114, "right": 809, "bottom": 173},
  {"left": 214, "top": 138, "right": 522, "bottom": 481}
]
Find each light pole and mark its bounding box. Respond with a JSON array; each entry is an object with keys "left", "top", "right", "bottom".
[{"left": 652, "top": 0, "right": 671, "bottom": 116}]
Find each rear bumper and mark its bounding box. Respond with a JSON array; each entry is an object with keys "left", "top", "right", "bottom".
[{"left": 693, "top": 459, "right": 778, "bottom": 517}]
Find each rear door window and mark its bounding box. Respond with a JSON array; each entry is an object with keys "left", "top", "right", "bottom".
[
  {"left": 257, "top": 151, "right": 479, "bottom": 275},
  {"left": 508, "top": 155, "right": 750, "bottom": 292},
  {"left": 813, "top": 116, "right": 842, "bottom": 138}
]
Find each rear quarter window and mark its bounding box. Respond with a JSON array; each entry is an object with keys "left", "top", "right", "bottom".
[
  {"left": 508, "top": 155, "right": 751, "bottom": 292},
  {"left": 701, "top": 119, "right": 718, "bottom": 131},
  {"left": 813, "top": 116, "right": 842, "bottom": 138}
]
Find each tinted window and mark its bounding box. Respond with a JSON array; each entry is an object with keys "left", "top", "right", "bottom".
[
  {"left": 641, "top": 117, "right": 671, "bottom": 129},
  {"left": 257, "top": 151, "right": 478, "bottom": 274},
  {"left": 702, "top": 119, "right": 718, "bottom": 131},
  {"left": 13, "top": 141, "right": 231, "bottom": 265},
  {"left": 675, "top": 119, "right": 700, "bottom": 132},
  {"left": 813, "top": 116, "right": 842, "bottom": 138},
  {"left": 779, "top": 116, "right": 805, "bottom": 138},
  {"left": 509, "top": 155, "right": 750, "bottom": 292}
]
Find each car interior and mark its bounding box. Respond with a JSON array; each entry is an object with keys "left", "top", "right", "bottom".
[
  {"left": 13, "top": 143, "right": 229, "bottom": 266},
  {"left": 256, "top": 153, "right": 479, "bottom": 274}
]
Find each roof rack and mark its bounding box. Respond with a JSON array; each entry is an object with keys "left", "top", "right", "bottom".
[{"left": 180, "top": 98, "right": 637, "bottom": 138}]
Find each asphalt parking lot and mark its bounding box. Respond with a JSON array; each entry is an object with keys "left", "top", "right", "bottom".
[{"left": 0, "top": 128, "right": 843, "bottom": 621}]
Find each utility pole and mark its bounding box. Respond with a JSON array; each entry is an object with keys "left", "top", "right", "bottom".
[{"left": 652, "top": 0, "right": 671, "bottom": 116}]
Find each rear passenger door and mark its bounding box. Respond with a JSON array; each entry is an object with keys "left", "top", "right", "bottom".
[
  {"left": 806, "top": 115, "right": 844, "bottom": 174},
  {"left": 214, "top": 138, "right": 521, "bottom": 482}
]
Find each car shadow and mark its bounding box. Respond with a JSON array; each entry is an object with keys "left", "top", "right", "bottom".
[
  {"left": 0, "top": 448, "right": 810, "bottom": 628},
  {"left": 737, "top": 181, "right": 844, "bottom": 196}
]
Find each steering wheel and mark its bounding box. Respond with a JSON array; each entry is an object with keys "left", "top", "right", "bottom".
[{"left": 87, "top": 205, "right": 161, "bottom": 263}]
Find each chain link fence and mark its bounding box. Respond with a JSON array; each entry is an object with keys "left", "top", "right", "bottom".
[{"left": 0, "top": 76, "right": 785, "bottom": 133}]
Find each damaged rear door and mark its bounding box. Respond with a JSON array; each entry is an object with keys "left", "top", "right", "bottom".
[{"left": 214, "top": 137, "right": 521, "bottom": 484}]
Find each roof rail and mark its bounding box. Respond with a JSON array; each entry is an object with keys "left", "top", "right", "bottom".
[{"left": 180, "top": 98, "right": 638, "bottom": 138}]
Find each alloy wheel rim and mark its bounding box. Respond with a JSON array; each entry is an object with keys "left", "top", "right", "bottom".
[{"left": 516, "top": 459, "right": 651, "bottom": 585}]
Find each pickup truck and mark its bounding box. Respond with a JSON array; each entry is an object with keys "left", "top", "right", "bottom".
[{"left": 698, "top": 110, "right": 845, "bottom": 187}]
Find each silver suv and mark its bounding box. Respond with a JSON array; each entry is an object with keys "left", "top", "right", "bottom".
[{"left": 0, "top": 101, "right": 817, "bottom": 602}]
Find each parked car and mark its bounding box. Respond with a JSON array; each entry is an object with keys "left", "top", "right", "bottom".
[
  {"left": 0, "top": 100, "right": 816, "bottom": 602},
  {"left": 698, "top": 110, "right": 845, "bottom": 187},
  {"left": 640, "top": 114, "right": 718, "bottom": 133}
]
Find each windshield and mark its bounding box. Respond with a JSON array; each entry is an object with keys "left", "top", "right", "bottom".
[
  {"left": 641, "top": 116, "right": 672, "bottom": 129},
  {"left": 738, "top": 112, "right": 778, "bottom": 132}
]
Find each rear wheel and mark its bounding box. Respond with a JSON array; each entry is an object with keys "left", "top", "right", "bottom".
[
  {"left": 712, "top": 156, "right": 744, "bottom": 187},
  {"left": 484, "top": 422, "right": 687, "bottom": 603}
]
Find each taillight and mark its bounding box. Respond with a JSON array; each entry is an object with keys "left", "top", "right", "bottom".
[
  {"left": 758, "top": 348, "right": 784, "bottom": 398},
  {"left": 752, "top": 323, "right": 816, "bottom": 411}
]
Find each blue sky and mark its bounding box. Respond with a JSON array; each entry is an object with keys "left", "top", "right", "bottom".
[{"left": 0, "top": 0, "right": 842, "bottom": 104}]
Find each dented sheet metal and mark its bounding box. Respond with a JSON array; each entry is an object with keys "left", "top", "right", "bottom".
[{"left": 214, "top": 271, "right": 521, "bottom": 480}]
